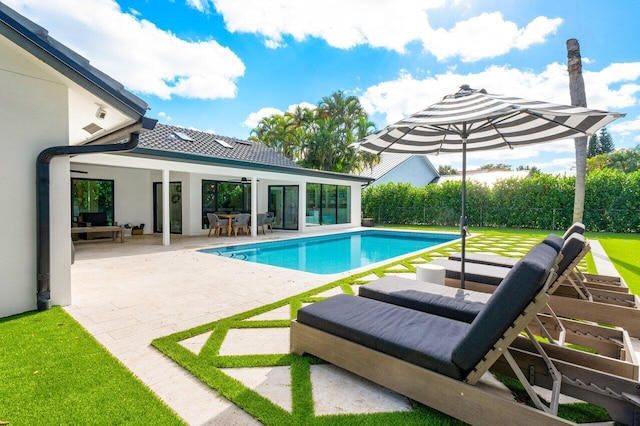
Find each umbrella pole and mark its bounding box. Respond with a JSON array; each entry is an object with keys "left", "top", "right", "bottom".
[{"left": 460, "top": 141, "right": 467, "bottom": 289}]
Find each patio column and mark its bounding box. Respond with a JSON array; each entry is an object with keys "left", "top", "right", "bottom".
[
  {"left": 162, "top": 168, "right": 170, "bottom": 246},
  {"left": 251, "top": 176, "right": 257, "bottom": 237}
]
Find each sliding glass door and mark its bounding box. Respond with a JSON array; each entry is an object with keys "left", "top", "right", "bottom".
[
  {"left": 268, "top": 185, "right": 299, "bottom": 230},
  {"left": 153, "top": 182, "right": 182, "bottom": 234}
]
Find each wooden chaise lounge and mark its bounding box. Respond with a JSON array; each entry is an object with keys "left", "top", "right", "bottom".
[
  {"left": 356, "top": 250, "right": 640, "bottom": 423},
  {"left": 432, "top": 233, "right": 640, "bottom": 337},
  {"left": 291, "top": 242, "right": 569, "bottom": 425}
]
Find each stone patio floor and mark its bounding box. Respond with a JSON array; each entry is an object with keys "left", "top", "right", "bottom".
[{"left": 67, "top": 230, "right": 624, "bottom": 425}]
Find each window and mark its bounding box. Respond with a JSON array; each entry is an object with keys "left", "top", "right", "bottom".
[
  {"left": 201, "top": 180, "right": 251, "bottom": 228},
  {"left": 306, "top": 183, "right": 350, "bottom": 225},
  {"left": 71, "top": 178, "right": 115, "bottom": 225}
]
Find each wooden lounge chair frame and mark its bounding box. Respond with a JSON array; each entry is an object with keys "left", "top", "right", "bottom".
[
  {"left": 291, "top": 271, "right": 578, "bottom": 425},
  {"left": 443, "top": 239, "right": 640, "bottom": 338},
  {"left": 350, "top": 274, "right": 640, "bottom": 423},
  {"left": 359, "top": 276, "right": 639, "bottom": 380}
]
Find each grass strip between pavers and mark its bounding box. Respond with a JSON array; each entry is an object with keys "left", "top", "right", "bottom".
[{"left": 152, "top": 231, "right": 610, "bottom": 425}]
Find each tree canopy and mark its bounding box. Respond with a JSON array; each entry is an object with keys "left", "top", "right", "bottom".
[
  {"left": 587, "top": 145, "right": 640, "bottom": 174},
  {"left": 438, "top": 165, "right": 458, "bottom": 175},
  {"left": 477, "top": 163, "right": 512, "bottom": 171},
  {"left": 587, "top": 127, "right": 615, "bottom": 158},
  {"left": 250, "top": 91, "right": 380, "bottom": 173}
]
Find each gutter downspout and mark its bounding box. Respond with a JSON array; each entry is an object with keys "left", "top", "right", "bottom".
[{"left": 36, "top": 117, "right": 156, "bottom": 311}]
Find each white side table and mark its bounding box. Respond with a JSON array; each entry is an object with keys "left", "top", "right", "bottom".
[{"left": 416, "top": 264, "right": 446, "bottom": 285}]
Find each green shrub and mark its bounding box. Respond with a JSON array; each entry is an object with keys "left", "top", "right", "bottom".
[{"left": 362, "top": 170, "right": 640, "bottom": 232}]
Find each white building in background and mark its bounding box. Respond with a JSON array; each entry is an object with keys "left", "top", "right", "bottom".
[{"left": 358, "top": 154, "right": 440, "bottom": 187}]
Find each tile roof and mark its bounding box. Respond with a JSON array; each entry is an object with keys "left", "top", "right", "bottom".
[{"left": 135, "top": 123, "right": 302, "bottom": 169}]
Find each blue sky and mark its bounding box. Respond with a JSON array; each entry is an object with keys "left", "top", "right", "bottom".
[{"left": 8, "top": 0, "right": 640, "bottom": 174}]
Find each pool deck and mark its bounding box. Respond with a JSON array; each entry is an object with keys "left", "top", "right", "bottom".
[
  {"left": 68, "top": 228, "right": 383, "bottom": 424},
  {"left": 67, "top": 229, "right": 622, "bottom": 425}
]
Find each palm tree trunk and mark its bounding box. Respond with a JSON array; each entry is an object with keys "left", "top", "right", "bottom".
[{"left": 567, "top": 38, "right": 587, "bottom": 224}]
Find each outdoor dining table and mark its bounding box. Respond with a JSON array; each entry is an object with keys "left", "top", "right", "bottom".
[{"left": 216, "top": 213, "right": 237, "bottom": 236}]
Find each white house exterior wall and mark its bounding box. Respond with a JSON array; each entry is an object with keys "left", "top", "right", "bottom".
[
  {"left": 0, "top": 36, "right": 71, "bottom": 317},
  {"left": 73, "top": 155, "right": 364, "bottom": 235}
]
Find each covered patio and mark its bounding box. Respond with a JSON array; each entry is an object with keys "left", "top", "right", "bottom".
[{"left": 71, "top": 124, "right": 372, "bottom": 247}]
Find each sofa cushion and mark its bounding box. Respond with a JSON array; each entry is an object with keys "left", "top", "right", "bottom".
[
  {"left": 297, "top": 294, "right": 469, "bottom": 380},
  {"left": 80, "top": 211, "right": 109, "bottom": 226}
]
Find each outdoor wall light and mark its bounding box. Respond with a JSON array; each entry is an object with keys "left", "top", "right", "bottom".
[{"left": 95, "top": 106, "right": 107, "bottom": 119}]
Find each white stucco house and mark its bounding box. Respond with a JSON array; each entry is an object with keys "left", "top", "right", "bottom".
[
  {"left": 359, "top": 154, "right": 440, "bottom": 187},
  {"left": 0, "top": 4, "right": 371, "bottom": 318}
]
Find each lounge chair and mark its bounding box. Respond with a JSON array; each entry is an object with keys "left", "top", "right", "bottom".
[
  {"left": 291, "top": 244, "right": 570, "bottom": 424},
  {"left": 206, "top": 213, "right": 229, "bottom": 237},
  {"left": 449, "top": 223, "right": 627, "bottom": 294},
  {"left": 430, "top": 233, "right": 640, "bottom": 337},
  {"left": 349, "top": 249, "right": 640, "bottom": 423}
]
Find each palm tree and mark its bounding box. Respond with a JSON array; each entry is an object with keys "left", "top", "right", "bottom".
[
  {"left": 567, "top": 38, "right": 588, "bottom": 223},
  {"left": 251, "top": 90, "right": 379, "bottom": 173}
]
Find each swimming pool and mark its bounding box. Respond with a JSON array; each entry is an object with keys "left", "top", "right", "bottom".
[{"left": 200, "top": 230, "right": 457, "bottom": 274}]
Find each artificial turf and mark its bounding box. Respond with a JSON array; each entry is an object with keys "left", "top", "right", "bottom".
[{"left": 0, "top": 307, "right": 185, "bottom": 426}]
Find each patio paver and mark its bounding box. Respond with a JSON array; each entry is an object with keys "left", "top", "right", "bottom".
[{"left": 66, "top": 231, "right": 630, "bottom": 425}]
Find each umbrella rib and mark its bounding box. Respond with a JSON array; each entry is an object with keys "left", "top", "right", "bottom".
[
  {"left": 377, "top": 126, "right": 414, "bottom": 154},
  {"left": 525, "top": 110, "right": 595, "bottom": 135}
]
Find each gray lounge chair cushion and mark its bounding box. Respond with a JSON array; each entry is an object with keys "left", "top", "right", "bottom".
[
  {"left": 557, "top": 233, "right": 586, "bottom": 275},
  {"left": 542, "top": 234, "right": 564, "bottom": 252},
  {"left": 297, "top": 294, "right": 469, "bottom": 380},
  {"left": 562, "top": 222, "right": 585, "bottom": 240},
  {"left": 359, "top": 285, "right": 483, "bottom": 323},
  {"left": 448, "top": 252, "right": 519, "bottom": 268},
  {"left": 448, "top": 234, "right": 562, "bottom": 268},
  {"left": 430, "top": 258, "right": 509, "bottom": 286},
  {"left": 451, "top": 243, "right": 557, "bottom": 372}
]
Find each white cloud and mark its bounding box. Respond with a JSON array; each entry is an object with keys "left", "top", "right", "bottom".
[
  {"left": 157, "top": 111, "right": 172, "bottom": 122},
  {"left": 530, "top": 157, "right": 577, "bottom": 174},
  {"left": 186, "top": 0, "right": 210, "bottom": 13},
  {"left": 243, "top": 107, "right": 284, "bottom": 128},
  {"left": 242, "top": 102, "right": 317, "bottom": 128},
  {"left": 610, "top": 114, "right": 640, "bottom": 144},
  {"left": 212, "top": 0, "right": 560, "bottom": 61},
  {"left": 6, "top": 0, "right": 245, "bottom": 100},
  {"left": 359, "top": 62, "right": 640, "bottom": 125},
  {"left": 425, "top": 13, "right": 562, "bottom": 62}
]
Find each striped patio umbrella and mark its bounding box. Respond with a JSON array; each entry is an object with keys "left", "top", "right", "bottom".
[{"left": 355, "top": 85, "right": 625, "bottom": 288}]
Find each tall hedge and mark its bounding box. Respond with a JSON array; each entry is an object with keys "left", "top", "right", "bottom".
[{"left": 362, "top": 171, "right": 640, "bottom": 232}]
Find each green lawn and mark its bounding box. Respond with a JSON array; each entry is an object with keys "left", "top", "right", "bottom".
[
  {"left": 1, "top": 227, "right": 638, "bottom": 425},
  {"left": 0, "top": 308, "right": 185, "bottom": 425}
]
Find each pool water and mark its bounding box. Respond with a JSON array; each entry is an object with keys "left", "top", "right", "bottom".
[{"left": 200, "top": 230, "right": 457, "bottom": 274}]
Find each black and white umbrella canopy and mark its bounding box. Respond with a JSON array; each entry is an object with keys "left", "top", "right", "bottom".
[
  {"left": 355, "top": 85, "right": 625, "bottom": 288},
  {"left": 357, "top": 85, "right": 624, "bottom": 155}
]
